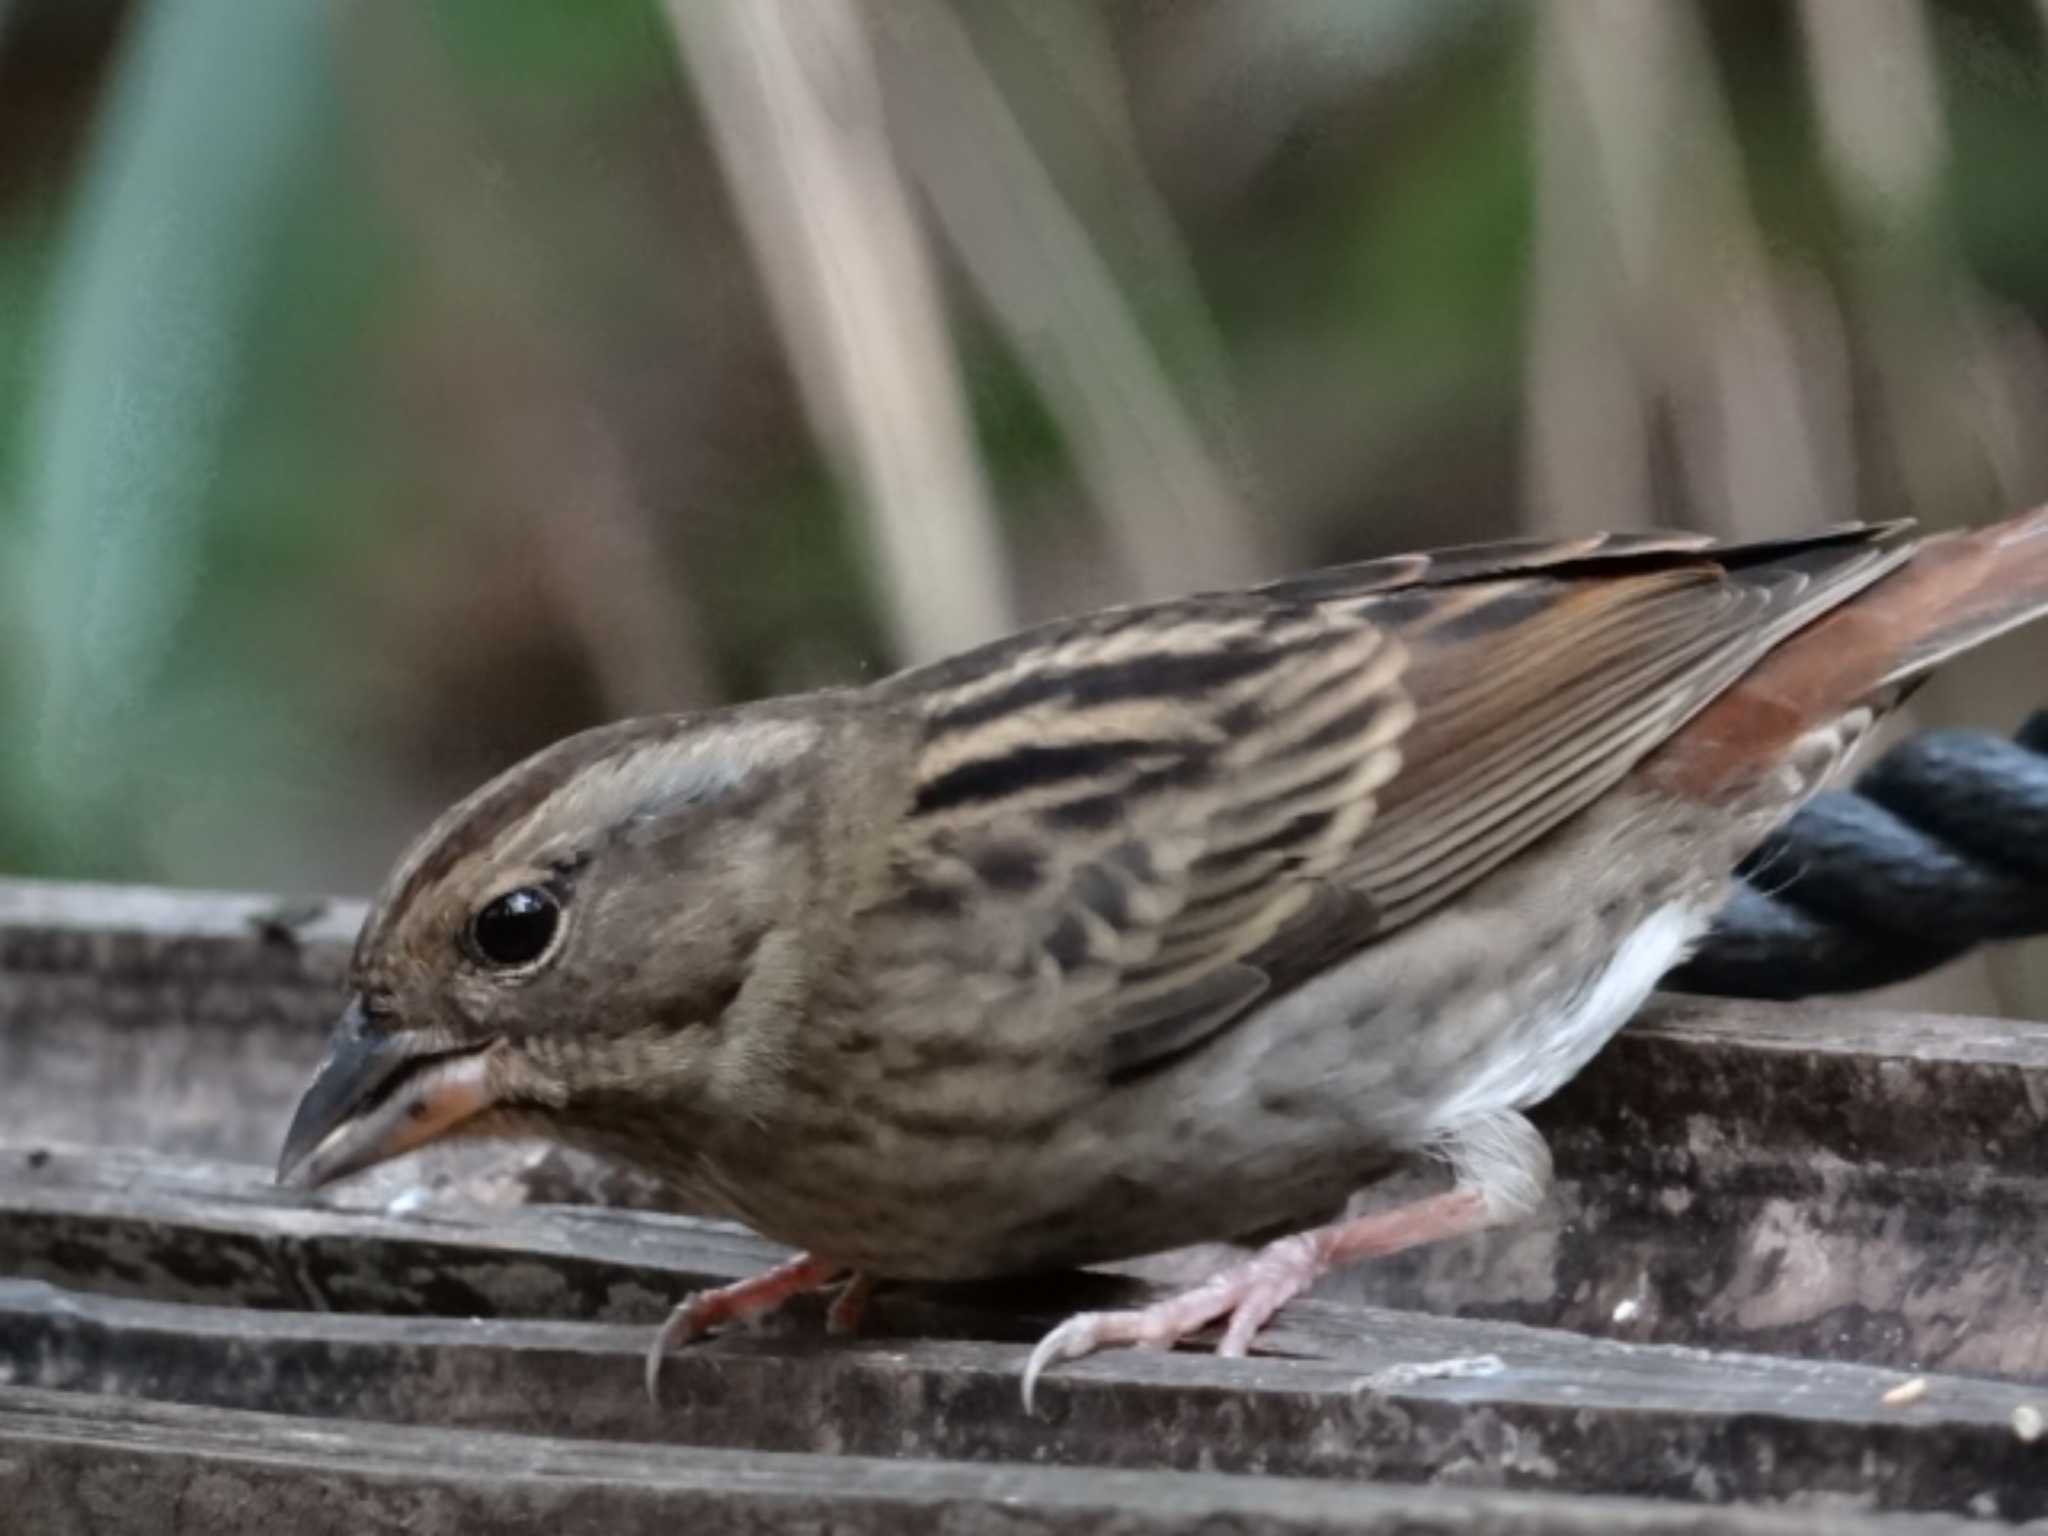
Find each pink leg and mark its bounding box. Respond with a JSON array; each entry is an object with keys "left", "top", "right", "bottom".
[
  {"left": 645, "top": 1252, "right": 851, "bottom": 1400},
  {"left": 1022, "top": 1187, "right": 1492, "bottom": 1411}
]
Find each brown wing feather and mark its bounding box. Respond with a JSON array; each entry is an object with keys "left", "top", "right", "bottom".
[
  {"left": 1645, "top": 505, "right": 2048, "bottom": 797},
  {"left": 1330, "top": 527, "right": 1915, "bottom": 925},
  {"left": 868, "top": 597, "right": 1408, "bottom": 1074},
  {"left": 864, "top": 522, "right": 1918, "bottom": 1078}
]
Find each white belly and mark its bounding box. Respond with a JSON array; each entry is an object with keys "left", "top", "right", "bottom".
[{"left": 1419, "top": 900, "right": 1708, "bottom": 1134}]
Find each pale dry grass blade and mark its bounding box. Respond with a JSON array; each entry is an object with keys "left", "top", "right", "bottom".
[
  {"left": 1799, "top": 0, "right": 2048, "bottom": 516},
  {"left": 1520, "top": 2, "right": 1656, "bottom": 538},
  {"left": 870, "top": 0, "right": 1260, "bottom": 600},
  {"left": 1525, "top": 0, "right": 1848, "bottom": 541},
  {"left": 1134, "top": 0, "right": 1486, "bottom": 211},
  {"left": 665, "top": 0, "right": 1014, "bottom": 664},
  {"left": 1800, "top": 0, "right": 2048, "bottom": 1018},
  {"left": 965, "top": 0, "right": 1258, "bottom": 502},
  {"left": 1801, "top": 0, "right": 1944, "bottom": 219}
]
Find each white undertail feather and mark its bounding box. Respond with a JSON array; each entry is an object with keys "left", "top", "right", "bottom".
[
  {"left": 1423, "top": 901, "right": 1708, "bottom": 1157},
  {"left": 1418, "top": 715, "right": 1880, "bottom": 1223},
  {"left": 1436, "top": 1107, "right": 1551, "bottom": 1221}
]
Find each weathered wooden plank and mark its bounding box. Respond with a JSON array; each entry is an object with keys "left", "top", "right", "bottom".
[
  {"left": 5, "top": 876, "right": 2048, "bottom": 1375},
  {"left": 0, "top": 880, "right": 353, "bottom": 1163},
  {"left": 1355, "top": 993, "right": 2048, "bottom": 1380},
  {"left": 5, "top": 1155, "right": 2048, "bottom": 1516},
  {"left": 0, "top": 1386, "right": 2000, "bottom": 1535},
  {"left": 0, "top": 878, "right": 363, "bottom": 968},
  {"left": 0, "top": 1143, "right": 771, "bottom": 1320}
]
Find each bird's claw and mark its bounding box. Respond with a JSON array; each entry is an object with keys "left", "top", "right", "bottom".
[
  {"left": 1017, "top": 1192, "right": 1506, "bottom": 1411},
  {"left": 1019, "top": 1189, "right": 1504, "bottom": 1411},
  {"left": 643, "top": 1253, "right": 852, "bottom": 1405},
  {"left": 1021, "top": 1314, "right": 1090, "bottom": 1415},
  {"left": 644, "top": 1291, "right": 715, "bottom": 1402},
  {"left": 1020, "top": 1300, "right": 1216, "bottom": 1414},
  {"left": 825, "top": 1271, "right": 874, "bottom": 1335},
  {"left": 1018, "top": 1238, "right": 1337, "bottom": 1412}
]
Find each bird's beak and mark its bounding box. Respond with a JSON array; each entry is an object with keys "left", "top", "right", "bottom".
[{"left": 275, "top": 994, "right": 497, "bottom": 1190}]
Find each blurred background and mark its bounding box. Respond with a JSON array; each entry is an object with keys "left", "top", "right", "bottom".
[{"left": 2, "top": 0, "right": 2047, "bottom": 1012}]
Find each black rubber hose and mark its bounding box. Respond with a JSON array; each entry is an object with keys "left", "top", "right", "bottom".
[{"left": 1668, "top": 712, "right": 2048, "bottom": 1000}]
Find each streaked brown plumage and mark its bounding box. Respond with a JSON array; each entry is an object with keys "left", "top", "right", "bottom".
[{"left": 277, "top": 509, "right": 2048, "bottom": 1406}]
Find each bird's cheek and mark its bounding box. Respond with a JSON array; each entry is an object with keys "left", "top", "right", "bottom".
[
  {"left": 448, "top": 971, "right": 511, "bottom": 1027},
  {"left": 489, "top": 1038, "right": 577, "bottom": 1111}
]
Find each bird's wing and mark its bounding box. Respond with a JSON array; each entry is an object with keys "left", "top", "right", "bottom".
[
  {"left": 1292, "top": 525, "right": 1913, "bottom": 928},
  {"left": 866, "top": 594, "right": 1406, "bottom": 1076},
  {"left": 862, "top": 525, "right": 1914, "bottom": 1078}
]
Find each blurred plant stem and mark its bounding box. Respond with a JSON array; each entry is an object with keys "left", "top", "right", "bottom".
[
  {"left": 1801, "top": 0, "right": 2048, "bottom": 1017},
  {"left": 11, "top": 0, "right": 327, "bottom": 864},
  {"left": 1523, "top": 0, "right": 1846, "bottom": 542},
  {"left": 967, "top": 0, "right": 1256, "bottom": 489},
  {"left": 1801, "top": 0, "right": 2047, "bottom": 517},
  {"left": 338, "top": 1, "right": 716, "bottom": 722},
  {"left": 872, "top": 0, "right": 1260, "bottom": 598},
  {"left": 1520, "top": 0, "right": 1655, "bottom": 537},
  {"left": 665, "top": 0, "right": 1014, "bottom": 665}
]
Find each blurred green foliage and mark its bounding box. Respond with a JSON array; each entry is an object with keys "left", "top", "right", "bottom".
[{"left": 2, "top": 0, "right": 2047, "bottom": 910}]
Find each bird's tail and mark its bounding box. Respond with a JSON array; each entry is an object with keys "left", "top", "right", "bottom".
[
  {"left": 1861, "top": 504, "right": 2048, "bottom": 690},
  {"left": 1646, "top": 505, "right": 2048, "bottom": 799}
]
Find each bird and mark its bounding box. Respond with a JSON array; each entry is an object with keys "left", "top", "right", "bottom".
[{"left": 276, "top": 509, "right": 2048, "bottom": 1409}]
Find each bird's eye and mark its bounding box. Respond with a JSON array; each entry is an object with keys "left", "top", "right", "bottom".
[{"left": 468, "top": 887, "right": 561, "bottom": 968}]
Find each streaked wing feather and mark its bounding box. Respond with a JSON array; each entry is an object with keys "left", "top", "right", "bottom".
[
  {"left": 865, "top": 522, "right": 1919, "bottom": 1080},
  {"left": 871, "top": 597, "right": 1411, "bottom": 1075},
  {"left": 1340, "top": 531, "right": 1914, "bottom": 926}
]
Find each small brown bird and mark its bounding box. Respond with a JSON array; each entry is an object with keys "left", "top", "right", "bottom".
[{"left": 278, "top": 511, "right": 2048, "bottom": 1407}]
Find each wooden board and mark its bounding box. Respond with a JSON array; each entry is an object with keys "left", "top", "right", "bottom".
[
  {"left": 3, "top": 875, "right": 2047, "bottom": 1528},
  {"left": 5, "top": 876, "right": 2044, "bottom": 1373},
  {"left": 1, "top": 1386, "right": 1992, "bottom": 1536},
  {"left": 2, "top": 1176, "right": 2048, "bottom": 1518}
]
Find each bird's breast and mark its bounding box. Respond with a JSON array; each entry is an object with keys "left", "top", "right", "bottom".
[{"left": 677, "top": 790, "right": 1753, "bottom": 1278}]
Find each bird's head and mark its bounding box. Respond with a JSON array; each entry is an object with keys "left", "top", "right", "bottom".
[{"left": 275, "top": 708, "right": 843, "bottom": 1192}]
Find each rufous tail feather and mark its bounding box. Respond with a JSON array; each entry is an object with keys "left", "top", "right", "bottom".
[{"left": 1647, "top": 505, "right": 2048, "bottom": 799}]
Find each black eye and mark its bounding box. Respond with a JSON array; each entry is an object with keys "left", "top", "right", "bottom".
[{"left": 469, "top": 887, "right": 561, "bottom": 968}]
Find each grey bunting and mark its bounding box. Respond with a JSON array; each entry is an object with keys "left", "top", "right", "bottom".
[{"left": 278, "top": 510, "right": 2048, "bottom": 1408}]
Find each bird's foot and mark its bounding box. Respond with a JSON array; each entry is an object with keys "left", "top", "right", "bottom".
[
  {"left": 1021, "top": 1187, "right": 1490, "bottom": 1412},
  {"left": 644, "top": 1252, "right": 853, "bottom": 1401}
]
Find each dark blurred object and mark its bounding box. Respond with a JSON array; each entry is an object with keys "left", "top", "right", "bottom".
[
  {"left": 0, "top": 1, "right": 129, "bottom": 204},
  {"left": 1673, "top": 712, "right": 2048, "bottom": 999}
]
